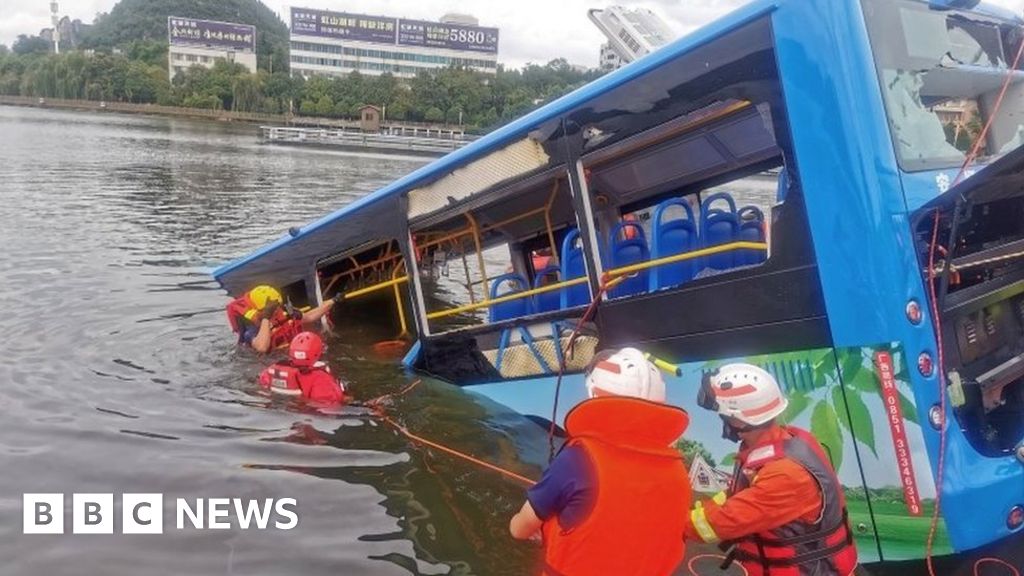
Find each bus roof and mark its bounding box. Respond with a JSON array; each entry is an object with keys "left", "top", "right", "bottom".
[{"left": 212, "top": 0, "right": 778, "bottom": 294}]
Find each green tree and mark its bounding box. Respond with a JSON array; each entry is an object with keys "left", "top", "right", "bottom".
[
  {"left": 13, "top": 35, "right": 50, "bottom": 55},
  {"left": 83, "top": 0, "right": 289, "bottom": 72},
  {"left": 675, "top": 438, "right": 716, "bottom": 469},
  {"left": 315, "top": 95, "right": 334, "bottom": 116},
  {"left": 123, "top": 39, "right": 167, "bottom": 68},
  {"left": 424, "top": 106, "right": 444, "bottom": 123}
]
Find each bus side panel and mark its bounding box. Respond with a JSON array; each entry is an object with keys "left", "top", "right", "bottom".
[{"left": 834, "top": 344, "right": 951, "bottom": 562}]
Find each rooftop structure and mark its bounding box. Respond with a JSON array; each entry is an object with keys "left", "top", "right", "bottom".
[{"left": 588, "top": 5, "right": 674, "bottom": 69}]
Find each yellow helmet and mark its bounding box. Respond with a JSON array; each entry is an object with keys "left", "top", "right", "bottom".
[{"left": 248, "top": 285, "right": 282, "bottom": 310}]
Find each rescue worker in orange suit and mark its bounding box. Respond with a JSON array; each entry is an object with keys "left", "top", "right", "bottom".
[
  {"left": 226, "top": 285, "right": 340, "bottom": 354},
  {"left": 258, "top": 332, "right": 346, "bottom": 404},
  {"left": 685, "top": 363, "right": 859, "bottom": 576},
  {"left": 509, "top": 348, "right": 692, "bottom": 576}
]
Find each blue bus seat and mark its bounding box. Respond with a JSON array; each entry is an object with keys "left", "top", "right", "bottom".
[
  {"left": 560, "top": 228, "right": 591, "bottom": 309},
  {"left": 609, "top": 221, "right": 650, "bottom": 298},
  {"left": 650, "top": 198, "right": 699, "bottom": 290},
  {"left": 533, "top": 265, "right": 561, "bottom": 313},
  {"left": 489, "top": 273, "right": 531, "bottom": 322},
  {"left": 701, "top": 192, "right": 739, "bottom": 270},
  {"left": 737, "top": 206, "right": 766, "bottom": 265}
]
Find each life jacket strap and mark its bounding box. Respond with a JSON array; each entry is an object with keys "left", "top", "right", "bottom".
[{"left": 731, "top": 509, "right": 853, "bottom": 569}]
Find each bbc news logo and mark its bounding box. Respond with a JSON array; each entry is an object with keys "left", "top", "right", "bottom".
[{"left": 23, "top": 494, "right": 298, "bottom": 534}]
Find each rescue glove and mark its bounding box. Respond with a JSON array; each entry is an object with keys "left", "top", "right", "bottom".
[{"left": 261, "top": 300, "right": 280, "bottom": 320}]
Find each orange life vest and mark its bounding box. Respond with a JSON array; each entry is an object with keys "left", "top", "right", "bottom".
[
  {"left": 541, "top": 396, "right": 692, "bottom": 576},
  {"left": 225, "top": 292, "right": 300, "bottom": 349},
  {"left": 728, "top": 427, "right": 857, "bottom": 576}
]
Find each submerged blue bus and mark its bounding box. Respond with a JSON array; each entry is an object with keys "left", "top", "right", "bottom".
[{"left": 215, "top": 0, "right": 1024, "bottom": 568}]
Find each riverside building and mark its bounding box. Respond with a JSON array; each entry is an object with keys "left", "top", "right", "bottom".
[
  {"left": 167, "top": 17, "right": 257, "bottom": 79},
  {"left": 289, "top": 8, "right": 499, "bottom": 79},
  {"left": 588, "top": 5, "right": 673, "bottom": 70}
]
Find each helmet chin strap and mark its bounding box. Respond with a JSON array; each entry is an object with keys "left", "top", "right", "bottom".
[{"left": 721, "top": 417, "right": 772, "bottom": 442}]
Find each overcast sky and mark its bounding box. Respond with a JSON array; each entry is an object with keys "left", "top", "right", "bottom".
[{"left": 4, "top": 0, "right": 1024, "bottom": 68}]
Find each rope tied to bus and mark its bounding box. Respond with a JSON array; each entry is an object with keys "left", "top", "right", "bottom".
[
  {"left": 924, "top": 33, "right": 1024, "bottom": 573},
  {"left": 547, "top": 273, "right": 626, "bottom": 463},
  {"left": 363, "top": 378, "right": 538, "bottom": 487}
]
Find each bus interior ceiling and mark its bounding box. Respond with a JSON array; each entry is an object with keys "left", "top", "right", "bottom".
[{"left": 315, "top": 239, "right": 411, "bottom": 336}]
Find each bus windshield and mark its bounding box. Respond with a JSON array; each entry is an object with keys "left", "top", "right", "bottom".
[{"left": 863, "top": 0, "right": 1024, "bottom": 172}]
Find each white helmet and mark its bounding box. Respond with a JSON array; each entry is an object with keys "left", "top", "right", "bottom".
[
  {"left": 701, "top": 363, "right": 787, "bottom": 426},
  {"left": 585, "top": 348, "right": 666, "bottom": 403}
]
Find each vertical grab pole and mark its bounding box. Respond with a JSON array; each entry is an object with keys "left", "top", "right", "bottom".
[
  {"left": 457, "top": 239, "right": 477, "bottom": 304},
  {"left": 562, "top": 118, "right": 605, "bottom": 299},
  {"left": 392, "top": 262, "right": 409, "bottom": 338},
  {"left": 405, "top": 230, "right": 432, "bottom": 337},
  {"left": 544, "top": 181, "right": 560, "bottom": 265},
  {"left": 465, "top": 211, "right": 490, "bottom": 299}
]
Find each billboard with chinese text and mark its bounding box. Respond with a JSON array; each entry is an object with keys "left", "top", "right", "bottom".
[
  {"left": 290, "top": 8, "right": 499, "bottom": 54},
  {"left": 397, "top": 19, "right": 498, "bottom": 54},
  {"left": 168, "top": 17, "right": 255, "bottom": 52}
]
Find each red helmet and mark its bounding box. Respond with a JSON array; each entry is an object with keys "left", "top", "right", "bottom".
[{"left": 289, "top": 332, "right": 323, "bottom": 368}]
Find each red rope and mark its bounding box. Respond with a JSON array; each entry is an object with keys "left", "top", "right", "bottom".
[
  {"left": 954, "top": 36, "right": 1024, "bottom": 186},
  {"left": 547, "top": 274, "right": 625, "bottom": 462},
  {"left": 379, "top": 413, "right": 537, "bottom": 486},
  {"left": 363, "top": 378, "right": 422, "bottom": 408},
  {"left": 974, "top": 557, "right": 1021, "bottom": 576},
  {"left": 925, "top": 38, "right": 1024, "bottom": 575},
  {"left": 363, "top": 378, "right": 537, "bottom": 486},
  {"left": 926, "top": 210, "right": 948, "bottom": 576}
]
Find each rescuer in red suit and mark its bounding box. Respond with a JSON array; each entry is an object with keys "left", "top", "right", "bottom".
[
  {"left": 685, "top": 363, "right": 858, "bottom": 576},
  {"left": 258, "top": 332, "right": 346, "bottom": 404}
]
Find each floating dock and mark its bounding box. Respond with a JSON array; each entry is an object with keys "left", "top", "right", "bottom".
[{"left": 260, "top": 125, "right": 475, "bottom": 157}]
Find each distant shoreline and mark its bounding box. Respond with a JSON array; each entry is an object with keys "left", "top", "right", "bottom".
[
  {"left": 0, "top": 95, "right": 466, "bottom": 134},
  {"left": 0, "top": 95, "right": 285, "bottom": 124}
]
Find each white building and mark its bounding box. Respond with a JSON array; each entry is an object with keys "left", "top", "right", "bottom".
[
  {"left": 289, "top": 8, "right": 499, "bottom": 79},
  {"left": 588, "top": 5, "right": 674, "bottom": 69},
  {"left": 167, "top": 17, "right": 257, "bottom": 80},
  {"left": 599, "top": 42, "right": 623, "bottom": 72},
  {"left": 688, "top": 454, "right": 732, "bottom": 494}
]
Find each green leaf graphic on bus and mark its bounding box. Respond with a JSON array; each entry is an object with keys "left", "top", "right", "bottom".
[
  {"left": 832, "top": 385, "right": 878, "bottom": 457},
  {"left": 811, "top": 400, "right": 843, "bottom": 471}
]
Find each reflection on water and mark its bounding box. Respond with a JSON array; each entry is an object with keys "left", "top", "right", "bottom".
[{"left": 0, "top": 106, "right": 542, "bottom": 575}]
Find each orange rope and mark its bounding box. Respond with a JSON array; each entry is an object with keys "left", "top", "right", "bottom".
[
  {"left": 954, "top": 37, "right": 1024, "bottom": 186},
  {"left": 924, "top": 36, "right": 1024, "bottom": 576},
  {"left": 974, "top": 557, "right": 1021, "bottom": 576},
  {"left": 547, "top": 273, "right": 625, "bottom": 462},
  {"left": 926, "top": 211, "right": 948, "bottom": 576},
  {"left": 363, "top": 379, "right": 422, "bottom": 408},
  {"left": 379, "top": 413, "right": 537, "bottom": 486},
  {"left": 363, "top": 378, "right": 537, "bottom": 486}
]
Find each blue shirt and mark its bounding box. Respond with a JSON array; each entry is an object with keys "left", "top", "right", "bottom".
[{"left": 526, "top": 445, "right": 596, "bottom": 531}]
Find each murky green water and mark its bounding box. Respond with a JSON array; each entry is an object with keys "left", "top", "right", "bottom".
[{"left": 0, "top": 105, "right": 547, "bottom": 575}]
